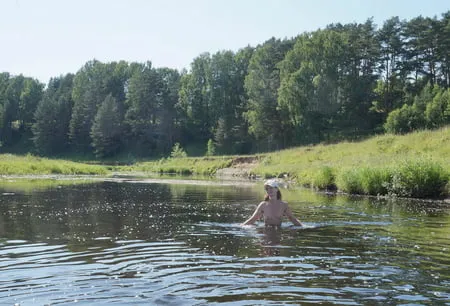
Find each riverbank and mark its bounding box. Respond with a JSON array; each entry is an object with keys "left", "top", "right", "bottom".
[
  {"left": 0, "top": 127, "right": 448, "bottom": 199},
  {"left": 124, "top": 127, "right": 449, "bottom": 199}
]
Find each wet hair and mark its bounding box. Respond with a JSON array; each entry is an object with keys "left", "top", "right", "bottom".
[{"left": 264, "top": 189, "right": 282, "bottom": 201}]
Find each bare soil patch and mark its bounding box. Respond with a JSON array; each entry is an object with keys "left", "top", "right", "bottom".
[{"left": 216, "top": 156, "right": 260, "bottom": 178}]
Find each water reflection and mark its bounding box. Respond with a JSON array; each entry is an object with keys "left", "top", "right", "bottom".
[{"left": 0, "top": 179, "right": 449, "bottom": 305}]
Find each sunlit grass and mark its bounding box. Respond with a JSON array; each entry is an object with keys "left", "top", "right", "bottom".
[
  {"left": 0, "top": 126, "right": 448, "bottom": 198},
  {"left": 0, "top": 154, "right": 108, "bottom": 175},
  {"left": 123, "top": 156, "right": 234, "bottom": 176},
  {"left": 253, "top": 126, "right": 449, "bottom": 198}
]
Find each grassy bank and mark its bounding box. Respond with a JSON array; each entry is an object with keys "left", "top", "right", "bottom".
[
  {"left": 0, "top": 154, "right": 108, "bottom": 175},
  {"left": 123, "top": 156, "right": 235, "bottom": 176},
  {"left": 117, "top": 127, "right": 449, "bottom": 199},
  {"left": 0, "top": 127, "right": 448, "bottom": 199},
  {"left": 253, "top": 127, "right": 449, "bottom": 199}
]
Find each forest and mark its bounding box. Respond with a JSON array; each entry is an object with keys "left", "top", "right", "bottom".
[{"left": 0, "top": 12, "right": 449, "bottom": 159}]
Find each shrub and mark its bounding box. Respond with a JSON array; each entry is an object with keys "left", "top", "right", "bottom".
[
  {"left": 359, "top": 167, "right": 390, "bottom": 195},
  {"left": 170, "top": 143, "right": 187, "bottom": 158},
  {"left": 335, "top": 168, "right": 364, "bottom": 194},
  {"left": 311, "top": 166, "right": 335, "bottom": 190},
  {"left": 384, "top": 104, "right": 424, "bottom": 134},
  {"left": 387, "top": 159, "right": 448, "bottom": 198}
]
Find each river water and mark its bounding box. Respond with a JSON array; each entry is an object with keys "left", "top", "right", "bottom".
[{"left": 0, "top": 178, "right": 449, "bottom": 305}]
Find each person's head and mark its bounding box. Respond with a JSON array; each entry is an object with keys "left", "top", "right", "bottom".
[{"left": 264, "top": 179, "right": 282, "bottom": 201}]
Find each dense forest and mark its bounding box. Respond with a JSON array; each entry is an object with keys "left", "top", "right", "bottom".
[{"left": 1, "top": 12, "right": 449, "bottom": 159}]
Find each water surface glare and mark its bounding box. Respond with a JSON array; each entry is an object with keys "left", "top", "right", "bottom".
[{"left": 0, "top": 180, "right": 449, "bottom": 305}]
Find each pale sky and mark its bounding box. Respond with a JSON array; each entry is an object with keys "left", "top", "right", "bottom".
[{"left": 1, "top": 0, "right": 449, "bottom": 84}]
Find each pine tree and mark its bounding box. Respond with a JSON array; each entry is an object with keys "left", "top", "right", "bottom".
[{"left": 90, "top": 94, "right": 123, "bottom": 157}]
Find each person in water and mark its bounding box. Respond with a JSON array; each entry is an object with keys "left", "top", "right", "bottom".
[{"left": 242, "top": 179, "right": 303, "bottom": 226}]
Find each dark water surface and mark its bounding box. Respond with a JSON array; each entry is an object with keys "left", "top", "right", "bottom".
[{"left": 0, "top": 178, "right": 449, "bottom": 305}]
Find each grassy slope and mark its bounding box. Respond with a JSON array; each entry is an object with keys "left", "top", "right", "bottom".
[
  {"left": 0, "top": 154, "right": 108, "bottom": 175},
  {"left": 123, "top": 126, "right": 449, "bottom": 198},
  {"left": 253, "top": 127, "right": 449, "bottom": 198},
  {"left": 255, "top": 127, "right": 449, "bottom": 179},
  {"left": 0, "top": 126, "right": 448, "bottom": 198}
]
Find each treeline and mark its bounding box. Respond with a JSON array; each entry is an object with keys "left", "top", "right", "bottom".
[{"left": 1, "top": 12, "right": 449, "bottom": 158}]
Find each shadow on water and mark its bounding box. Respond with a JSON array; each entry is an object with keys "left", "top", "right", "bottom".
[{"left": 0, "top": 178, "right": 449, "bottom": 305}]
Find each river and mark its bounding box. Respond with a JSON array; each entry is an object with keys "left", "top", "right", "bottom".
[{"left": 0, "top": 178, "right": 449, "bottom": 305}]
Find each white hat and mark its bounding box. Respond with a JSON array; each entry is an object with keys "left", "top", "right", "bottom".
[{"left": 264, "top": 179, "right": 279, "bottom": 188}]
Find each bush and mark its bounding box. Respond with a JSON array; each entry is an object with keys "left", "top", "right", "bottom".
[
  {"left": 311, "top": 166, "right": 335, "bottom": 190},
  {"left": 387, "top": 159, "right": 448, "bottom": 198},
  {"left": 384, "top": 104, "right": 424, "bottom": 134},
  {"left": 170, "top": 143, "right": 187, "bottom": 158},
  {"left": 335, "top": 168, "right": 364, "bottom": 194},
  {"left": 359, "top": 167, "right": 390, "bottom": 195},
  {"left": 336, "top": 167, "right": 390, "bottom": 196}
]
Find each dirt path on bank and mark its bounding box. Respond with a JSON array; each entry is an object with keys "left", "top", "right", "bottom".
[{"left": 215, "top": 156, "right": 260, "bottom": 178}]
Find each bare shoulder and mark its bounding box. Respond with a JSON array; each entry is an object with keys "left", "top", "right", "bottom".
[
  {"left": 258, "top": 201, "right": 267, "bottom": 206},
  {"left": 256, "top": 201, "right": 267, "bottom": 210},
  {"left": 281, "top": 201, "right": 290, "bottom": 210}
]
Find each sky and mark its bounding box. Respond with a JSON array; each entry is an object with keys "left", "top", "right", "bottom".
[{"left": 1, "top": 0, "right": 449, "bottom": 84}]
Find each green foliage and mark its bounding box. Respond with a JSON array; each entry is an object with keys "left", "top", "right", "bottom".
[
  {"left": 0, "top": 126, "right": 448, "bottom": 199},
  {"left": 70, "top": 60, "right": 129, "bottom": 153},
  {"left": 125, "top": 63, "right": 181, "bottom": 156},
  {"left": 384, "top": 104, "right": 423, "bottom": 134},
  {"left": 251, "top": 126, "right": 449, "bottom": 198},
  {"left": 425, "top": 89, "right": 450, "bottom": 128},
  {"left": 178, "top": 54, "right": 213, "bottom": 143},
  {"left": 244, "top": 37, "right": 294, "bottom": 150},
  {"left": 213, "top": 118, "right": 226, "bottom": 152},
  {"left": 32, "top": 74, "right": 73, "bottom": 155},
  {"left": 69, "top": 61, "right": 106, "bottom": 151},
  {"left": 0, "top": 74, "right": 44, "bottom": 147},
  {"left": 206, "top": 139, "right": 216, "bottom": 156},
  {"left": 2, "top": 11, "right": 450, "bottom": 161},
  {"left": 387, "top": 158, "right": 448, "bottom": 198},
  {"left": 90, "top": 94, "right": 123, "bottom": 158},
  {"left": 0, "top": 154, "right": 108, "bottom": 175},
  {"left": 335, "top": 168, "right": 365, "bottom": 194},
  {"left": 178, "top": 49, "right": 252, "bottom": 155},
  {"left": 384, "top": 85, "right": 449, "bottom": 134},
  {"left": 336, "top": 167, "right": 390, "bottom": 195},
  {"left": 128, "top": 156, "right": 233, "bottom": 176},
  {"left": 170, "top": 143, "right": 187, "bottom": 158},
  {"left": 310, "top": 166, "right": 335, "bottom": 190}
]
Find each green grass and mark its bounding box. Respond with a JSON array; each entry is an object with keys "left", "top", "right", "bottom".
[
  {"left": 252, "top": 126, "right": 450, "bottom": 198},
  {"left": 123, "top": 156, "right": 234, "bottom": 176},
  {"left": 0, "top": 126, "right": 448, "bottom": 199},
  {"left": 0, "top": 154, "right": 108, "bottom": 175}
]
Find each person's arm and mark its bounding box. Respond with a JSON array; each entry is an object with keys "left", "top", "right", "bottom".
[
  {"left": 284, "top": 203, "right": 303, "bottom": 226},
  {"left": 242, "top": 202, "right": 264, "bottom": 225}
]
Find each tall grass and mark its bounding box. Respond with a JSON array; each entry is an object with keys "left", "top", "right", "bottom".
[{"left": 252, "top": 126, "right": 450, "bottom": 198}]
